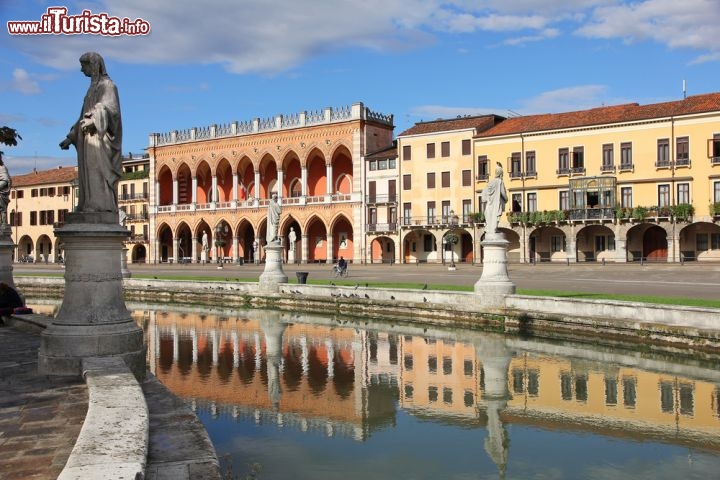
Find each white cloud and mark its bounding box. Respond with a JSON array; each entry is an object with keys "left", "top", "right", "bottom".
[
  {"left": 518, "top": 85, "right": 618, "bottom": 113},
  {"left": 576, "top": 0, "right": 720, "bottom": 59},
  {"left": 8, "top": 0, "right": 719, "bottom": 75},
  {"left": 408, "top": 104, "right": 498, "bottom": 121},
  {"left": 5, "top": 68, "right": 41, "bottom": 94},
  {"left": 502, "top": 28, "right": 560, "bottom": 46},
  {"left": 2, "top": 154, "right": 75, "bottom": 175}
]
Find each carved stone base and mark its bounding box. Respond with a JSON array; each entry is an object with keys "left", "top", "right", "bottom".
[
  {"left": 475, "top": 233, "right": 516, "bottom": 306},
  {"left": 259, "top": 244, "right": 288, "bottom": 292},
  {"left": 38, "top": 213, "right": 145, "bottom": 379},
  {"left": 0, "top": 224, "right": 17, "bottom": 291}
]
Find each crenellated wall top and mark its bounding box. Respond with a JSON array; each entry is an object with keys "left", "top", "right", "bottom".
[{"left": 149, "top": 102, "right": 393, "bottom": 147}]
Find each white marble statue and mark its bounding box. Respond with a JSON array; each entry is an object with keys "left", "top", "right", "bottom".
[
  {"left": 481, "top": 162, "right": 507, "bottom": 236},
  {"left": 266, "top": 192, "right": 280, "bottom": 245},
  {"left": 0, "top": 154, "right": 11, "bottom": 226},
  {"left": 288, "top": 227, "right": 296, "bottom": 252}
]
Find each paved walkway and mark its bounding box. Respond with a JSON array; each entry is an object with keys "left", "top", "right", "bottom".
[
  {"left": 17, "top": 261, "right": 720, "bottom": 300},
  {"left": 0, "top": 319, "right": 222, "bottom": 480},
  {"left": 0, "top": 325, "right": 87, "bottom": 480}
]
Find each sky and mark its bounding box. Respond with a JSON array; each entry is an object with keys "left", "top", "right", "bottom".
[{"left": 1, "top": 0, "right": 720, "bottom": 174}]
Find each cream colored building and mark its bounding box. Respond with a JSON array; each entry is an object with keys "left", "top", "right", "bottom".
[
  {"left": 118, "top": 154, "right": 150, "bottom": 263},
  {"left": 364, "top": 142, "right": 399, "bottom": 263},
  {"left": 395, "top": 115, "right": 504, "bottom": 264},
  {"left": 10, "top": 155, "right": 150, "bottom": 263},
  {"left": 11, "top": 166, "right": 76, "bottom": 263},
  {"left": 474, "top": 93, "right": 720, "bottom": 263}
]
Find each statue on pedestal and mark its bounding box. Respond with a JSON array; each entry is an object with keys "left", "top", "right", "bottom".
[
  {"left": 0, "top": 154, "right": 11, "bottom": 226},
  {"left": 266, "top": 192, "right": 280, "bottom": 245},
  {"left": 481, "top": 162, "right": 507, "bottom": 236},
  {"left": 288, "top": 227, "right": 296, "bottom": 252},
  {"left": 59, "top": 52, "right": 122, "bottom": 214}
]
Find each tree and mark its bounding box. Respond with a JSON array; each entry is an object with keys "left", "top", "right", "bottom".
[{"left": 0, "top": 127, "right": 21, "bottom": 147}]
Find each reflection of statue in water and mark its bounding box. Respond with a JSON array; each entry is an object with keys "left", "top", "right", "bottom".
[
  {"left": 0, "top": 154, "right": 11, "bottom": 226},
  {"left": 481, "top": 162, "right": 507, "bottom": 236},
  {"left": 59, "top": 52, "right": 122, "bottom": 213},
  {"left": 288, "top": 227, "right": 296, "bottom": 252},
  {"left": 266, "top": 192, "right": 280, "bottom": 244}
]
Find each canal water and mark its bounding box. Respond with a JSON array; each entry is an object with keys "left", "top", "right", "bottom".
[{"left": 32, "top": 302, "right": 720, "bottom": 479}]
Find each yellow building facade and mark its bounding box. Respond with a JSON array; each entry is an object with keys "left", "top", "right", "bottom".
[
  {"left": 118, "top": 154, "right": 150, "bottom": 263},
  {"left": 394, "top": 116, "right": 504, "bottom": 264},
  {"left": 473, "top": 93, "right": 720, "bottom": 263},
  {"left": 10, "top": 166, "right": 76, "bottom": 262},
  {"left": 147, "top": 103, "right": 393, "bottom": 264},
  {"left": 9, "top": 155, "right": 150, "bottom": 264}
]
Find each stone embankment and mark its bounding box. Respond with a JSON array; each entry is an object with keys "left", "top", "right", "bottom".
[{"left": 17, "top": 276, "right": 720, "bottom": 356}]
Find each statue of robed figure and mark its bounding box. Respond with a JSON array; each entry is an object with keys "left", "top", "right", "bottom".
[{"left": 60, "top": 52, "right": 122, "bottom": 213}]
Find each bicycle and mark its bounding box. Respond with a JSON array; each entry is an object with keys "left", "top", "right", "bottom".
[{"left": 332, "top": 265, "right": 348, "bottom": 278}]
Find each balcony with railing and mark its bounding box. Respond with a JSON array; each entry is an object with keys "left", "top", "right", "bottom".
[
  {"left": 126, "top": 234, "right": 148, "bottom": 243},
  {"left": 119, "top": 192, "right": 149, "bottom": 202},
  {"left": 366, "top": 222, "right": 398, "bottom": 233},
  {"left": 154, "top": 192, "right": 361, "bottom": 215},
  {"left": 365, "top": 194, "right": 398, "bottom": 204},
  {"left": 400, "top": 215, "right": 468, "bottom": 228},
  {"left": 125, "top": 213, "right": 148, "bottom": 222}
]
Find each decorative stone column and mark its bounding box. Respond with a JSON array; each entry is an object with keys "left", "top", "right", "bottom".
[
  {"left": 38, "top": 212, "right": 145, "bottom": 379},
  {"left": 259, "top": 244, "right": 288, "bottom": 292},
  {"left": 0, "top": 224, "right": 18, "bottom": 291},
  {"left": 475, "top": 232, "right": 515, "bottom": 307}
]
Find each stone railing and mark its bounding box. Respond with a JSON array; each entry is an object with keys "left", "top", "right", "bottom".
[{"left": 149, "top": 103, "right": 393, "bottom": 147}]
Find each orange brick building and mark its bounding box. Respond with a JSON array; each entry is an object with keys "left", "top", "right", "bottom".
[{"left": 147, "top": 103, "right": 393, "bottom": 264}]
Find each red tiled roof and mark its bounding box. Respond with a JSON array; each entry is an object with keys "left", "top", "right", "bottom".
[
  {"left": 13, "top": 166, "right": 78, "bottom": 187},
  {"left": 365, "top": 142, "right": 397, "bottom": 160},
  {"left": 476, "top": 92, "right": 720, "bottom": 138},
  {"left": 399, "top": 114, "right": 504, "bottom": 136}
]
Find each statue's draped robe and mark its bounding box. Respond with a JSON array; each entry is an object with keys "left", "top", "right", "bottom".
[
  {"left": 67, "top": 75, "right": 122, "bottom": 212},
  {"left": 481, "top": 177, "right": 507, "bottom": 234},
  {"left": 0, "top": 165, "right": 11, "bottom": 224},
  {"left": 266, "top": 199, "right": 280, "bottom": 244}
]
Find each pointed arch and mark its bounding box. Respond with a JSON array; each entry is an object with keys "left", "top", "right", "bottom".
[
  {"left": 195, "top": 160, "right": 212, "bottom": 204},
  {"left": 215, "top": 158, "right": 233, "bottom": 202},
  {"left": 306, "top": 147, "right": 327, "bottom": 196},
  {"left": 157, "top": 165, "right": 173, "bottom": 206}
]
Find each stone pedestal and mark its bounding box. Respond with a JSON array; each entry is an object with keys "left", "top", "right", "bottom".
[
  {"left": 121, "top": 246, "right": 131, "bottom": 278},
  {"left": 475, "top": 233, "right": 515, "bottom": 306},
  {"left": 259, "top": 243, "right": 288, "bottom": 292},
  {"left": 288, "top": 250, "right": 296, "bottom": 264},
  {"left": 0, "top": 224, "right": 17, "bottom": 290},
  {"left": 38, "top": 212, "right": 146, "bottom": 379}
]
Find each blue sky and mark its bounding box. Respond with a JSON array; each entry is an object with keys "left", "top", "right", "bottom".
[{"left": 2, "top": 0, "right": 719, "bottom": 174}]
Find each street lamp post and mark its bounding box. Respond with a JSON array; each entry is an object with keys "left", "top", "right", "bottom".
[
  {"left": 215, "top": 224, "right": 223, "bottom": 268},
  {"left": 448, "top": 210, "right": 459, "bottom": 269}
]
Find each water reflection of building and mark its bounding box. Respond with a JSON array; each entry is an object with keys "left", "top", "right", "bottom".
[
  {"left": 144, "top": 310, "right": 399, "bottom": 441},
  {"left": 142, "top": 308, "right": 720, "bottom": 461}
]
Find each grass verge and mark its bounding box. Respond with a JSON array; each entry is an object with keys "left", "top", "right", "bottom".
[{"left": 17, "top": 273, "right": 719, "bottom": 309}]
